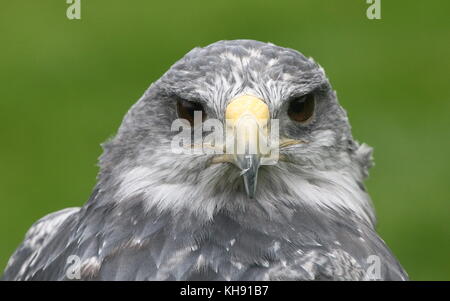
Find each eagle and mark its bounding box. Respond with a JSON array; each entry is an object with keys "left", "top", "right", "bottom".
[{"left": 2, "top": 40, "right": 407, "bottom": 281}]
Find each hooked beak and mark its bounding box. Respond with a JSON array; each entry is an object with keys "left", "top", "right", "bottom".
[
  {"left": 236, "top": 154, "right": 260, "bottom": 198},
  {"left": 225, "top": 95, "right": 270, "bottom": 198}
]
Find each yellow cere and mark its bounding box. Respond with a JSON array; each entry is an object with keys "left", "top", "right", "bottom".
[{"left": 225, "top": 95, "right": 269, "bottom": 125}]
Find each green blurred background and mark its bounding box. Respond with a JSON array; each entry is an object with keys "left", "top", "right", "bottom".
[{"left": 0, "top": 0, "right": 449, "bottom": 280}]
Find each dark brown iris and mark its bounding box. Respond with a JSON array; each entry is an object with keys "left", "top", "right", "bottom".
[
  {"left": 176, "top": 98, "right": 206, "bottom": 126},
  {"left": 287, "top": 94, "right": 315, "bottom": 123}
]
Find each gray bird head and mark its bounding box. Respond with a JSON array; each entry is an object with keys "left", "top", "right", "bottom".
[{"left": 97, "top": 40, "right": 375, "bottom": 225}]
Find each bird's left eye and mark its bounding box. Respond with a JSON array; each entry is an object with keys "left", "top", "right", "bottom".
[
  {"left": 176, "top": 98, "right": 206, "bottom": 126},
  {"left": 287, "top": 93, "right": 315, "bottom": 123}
]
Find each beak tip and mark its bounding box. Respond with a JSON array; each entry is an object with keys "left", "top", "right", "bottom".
[
  {"left": 245, "top": 187, "right": 256, "bottom": 199},
  {"left": 240, "top": 157, "right": 259, "bottom": 199}
]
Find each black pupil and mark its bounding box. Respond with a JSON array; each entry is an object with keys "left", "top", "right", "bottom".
[
  {"left": 290, "top": 98, "right": 306, "bottom": 113},
  {"left": 288, "top": 94, "right": 314, "bottom": 122},
  {"left": 177, "top": 99, "right": 205, "bottom": 124}
]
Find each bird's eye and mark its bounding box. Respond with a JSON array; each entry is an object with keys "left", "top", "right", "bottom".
[
  {"left": 176, "top": 98, "right": 206, "bottom": 126},
  {"left": 287, "top": 94, "right": 315, "bottom": 123}
]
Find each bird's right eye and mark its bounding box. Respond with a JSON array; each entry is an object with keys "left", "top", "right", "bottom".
[{"left": 176, "top": 98, "right": 206, "bottom": 126}]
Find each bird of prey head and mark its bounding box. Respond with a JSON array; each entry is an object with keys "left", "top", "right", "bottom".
[
  {"left": 3, "top": 40, "right": 407, "bottom": 281},
  {"left": 100, "top": 39, "right": 374, "bottom": 223}
]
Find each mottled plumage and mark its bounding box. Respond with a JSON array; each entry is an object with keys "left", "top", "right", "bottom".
[{"left": 2, "top": 40, "right": 407, "bottom": 281}]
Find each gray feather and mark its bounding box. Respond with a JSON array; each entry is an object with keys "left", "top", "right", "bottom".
[{"left": 2, "top": 40, "right": 408, "bottom": 281}]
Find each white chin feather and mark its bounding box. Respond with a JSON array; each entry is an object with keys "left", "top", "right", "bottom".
[{"left": 115, "top": 158, "right": 375, "bottom": 226}]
